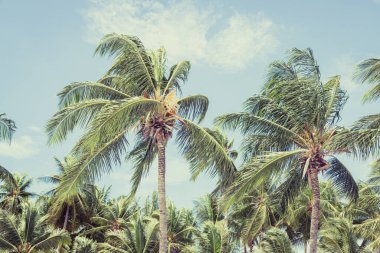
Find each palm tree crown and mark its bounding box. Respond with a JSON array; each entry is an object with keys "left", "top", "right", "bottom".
[
  {"left": 47, "top": 33, "right": 234, "bottom": 253},
  {"left": 217, "top": 48, "right": 359, "bottom": 253}
]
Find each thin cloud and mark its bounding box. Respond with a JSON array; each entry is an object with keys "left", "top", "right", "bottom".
[
  {"left": 82, "top": 0, "right": 278, "bottom": 70},
  {"left": 0, "top": 135, "right": 40, "bottom": 159}
]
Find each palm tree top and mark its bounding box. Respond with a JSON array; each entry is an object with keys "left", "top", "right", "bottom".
[{"left": 0, "top": 113, "right": 16, "bottom": 143}]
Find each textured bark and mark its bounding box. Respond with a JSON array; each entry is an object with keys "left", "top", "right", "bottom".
[
  {"left": 309, "top": 167, "right": 320, "bottom": 253},
  {"left": 157, "top": 136, "right": 168, "bottom": 253},
  {"left": 63, "top": 205, "right": 69, "bottom": 230}
]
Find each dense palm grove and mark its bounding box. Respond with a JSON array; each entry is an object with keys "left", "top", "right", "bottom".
[{"left": 0, "top": 34, "right": 379, "bottom": 253}]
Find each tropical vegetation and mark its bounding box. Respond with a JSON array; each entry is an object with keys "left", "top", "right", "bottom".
[{"left": 0, "top": 34, "right": 379, "bottom": 252}]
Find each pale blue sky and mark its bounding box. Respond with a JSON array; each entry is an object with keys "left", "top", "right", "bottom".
[{"left": 0, "top": 0, "right": 379, "bottom": 207}]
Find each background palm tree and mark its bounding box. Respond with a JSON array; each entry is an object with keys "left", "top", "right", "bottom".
[
  {"left": 258, "top": 227, "right": 294, "bottom": 253},
  {"left": 47, "top": 33, "right": 234, "bottom": 253},
  {"left": 318, "top": 217, "right": 360, "bottom": 253},
  {"left": 332, "top": 58, "right": 380, "bottom": 163},
  {"left": 40, "top": 157, "right": 90, "bottom": 232},
  {"left": 98, "top": 211, "right": 159, "bottom": 253},
  {"left": 0, "top": 113, "right": 15, "bottom": 143},
  {"left": 83, "top": 196, "right": 138, "bottom": 235},
  {"left": 217, "top": 48, "right": 359, "bottom": 253},
  {"left": 0, "top": 204, "right": 70, "bottom": 252},
  {"left": 0, "top": 171, "right": 35, "bottom": 214}
]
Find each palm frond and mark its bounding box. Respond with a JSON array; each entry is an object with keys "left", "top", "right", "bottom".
[
  {"left": 0, "top": 114, "right": 16, "bottom": 143},
  {"left": 58, "top": 81, "right": 129, "bottom": 108},
  {"left": 46, "top": 99, "right": 110, "bottom": 145},
  {"left": 323, "top": 76, "right": 347, "bottom": 125},
  {"left": 127, "top": 134, "right": 157, "bottom": 195},
  {"left": 224, "top": 150, "right": 305, "bottom": 208},
  {"left": 51, "top": 128, "right": 129, "bottom": 210},
  {"left": 325, "top": 157, "right": 359, "bottom": 201},
  {"left": 163, "top": 61, "right": 191, "bottom": 94},
  {"left": 95, "top": 33, "right": 156, "bottom": 94},
  {"left": 332, "top": 128, "right": 380, "bottom": 159},
  {"left": 259, "top": 227, "right": 294, "bottom": 253},
  {"left": 176, "top": 119, "right": 236, "bottom": 181},
  {"left": 29, "top": 229, "right": 71, "bottom": 251},
  {"left": 177, "top": 95, "right": 209, "bottom": 123},
  {"left": 215, "top": 112, "right": 306, "bottom": 145},
  {"left": 354, "top": 58, "right": 380, "bottom": 102}
]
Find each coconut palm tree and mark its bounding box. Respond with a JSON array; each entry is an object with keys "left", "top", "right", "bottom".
[
  {"left": 0, "top": 204, "right": 70, "bottom": 252},
  {"left": 46, "top": 34, "right": 234, "bottom": 253},
  {"left": 216, "top": 48, "right": 359, "bottom": 253},
  {"left": 278, "top": 181, "right": 343, "bottom": 252},
  {"left": 166, "top": 202, "right": 196, "bottom": 252},
  {"left": 318, "top": 217, "right": 360, "bottom": 253},
  {"left": 355, "top": 58, "right": 380, "bottom": 102},
  {"left": 258, "top": 227, "right": 294, "bottom": 253},
  {"left": 195, "top": 220, "right": 237, "bottom": 253},
  {"left": 332, "top": 58, "right": 380, "bottom": 160},
  {"left": 227, "top": 184, "right": 279, "bottom": 251},
  {"left": 0, "top": 113, "right": 15, "bottom": 143},
  {"left": 40, "top": 157, "right": 89, "bottom": 231},
  {"left": 83, "top": 196, "right": 138, "bottom": 235},
  {"left": 71, "top": 236, "right": 98, "bottom": 253},
  {"left": 98, "top": 212, "right": 159, "bottom": 253},
  {"left": 0, "top": 171, "right": 35, "bottom": 214}
]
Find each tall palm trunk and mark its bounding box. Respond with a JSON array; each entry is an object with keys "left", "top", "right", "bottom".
[
  {"left": 63, "top": 205, "right": 70, "bottom": 230},
  {"left": 309, "top": 167, "right": 320, "bottom": 253},
  {"left": 304, "top": 238, "right": 307, "bottom": 253},
  {"left": 157, "top": 136, "right": 168, "bottom": 253}
]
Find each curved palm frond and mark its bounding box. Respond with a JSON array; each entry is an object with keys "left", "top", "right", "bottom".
[
  {"left": 224, "top": 150, "right": 306, "bottom": 208},
  {"left": 325, "top": 157, "right": 359, "bottom": 201},
  {"left": 176, "top": 119, "right": 236, "bottom": 181},
  {"left": 354, "top": 58, "right": 380, "bottom": 102},
  {"left": 163, "top": 61, "right": 191, "bottom": 95},
  {"left": 95, "top": 33, "right": 156, "bottom": 94},
  {"left": 259, "top": 227, "right": 294, "bottom": 253},
  {"left": 0, "top": 114, "right": 16, "bottom": 143},
  {"left": 46, "top": 99, "right": 111, "bottom": 145},
  {"left": 177, "top": 95, "right": 209, "bottom": 123},
  {"left": 58, "top": 81, "right": 129, "bottom": 108}
]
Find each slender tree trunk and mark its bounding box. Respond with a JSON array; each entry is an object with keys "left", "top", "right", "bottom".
[
  {"left": 304, "top": 238, "right": 307, "bottom": 253},
  {"left": 309, "top": 167, "right": 320, "bottom": 253},
  {"left": 63, "top": 205, "right": 69, "bottom": 230},
  {"left": 157, "top": 136, "right": 168, "bottom": 253}
]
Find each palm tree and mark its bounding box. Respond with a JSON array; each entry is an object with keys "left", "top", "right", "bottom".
[
  {"left": 83, "top": 196, "right": 138, "bottom": 235},
  {"left": 71, "top": 236, "right": 98, "bottom": 253},
  {"left": 0, "top": 113, "right": 16, "bottom": 143},
  {"left": 349, "top": 183, "right": 380, "bottom": 252},
  {"left": 216, "top": 48, "right": 359, "bottom": 253},
  {"left": 279, "top": 181, "right": 343, "bottom": 252},
  {"left": 228, "top": 184, "right": 278, "bottom": 251},
  {"left": 40, "top": 157, "right": 89, "bottom": 231},
  {"left": 0, "top": 171, "right": 35, "bottom": 214},
  {"left": 332, "top": 58, "right": 380, "bottom": 160},
  {"left": 355, "top": 58, "right": 380, "bottom": 102},
  {"left": 166, "top": 202, "right": 196, "bottom": 252},
  {"left": 46, "top": 33, "right": 234, "bottom": 253},
  {"left": 98, "top": 212, "right": 160, "bottom": 253},
  {"left": 318, "top": 217, "right": 360, "bottom": 253},
  {"left": 0, "top": 204, "right": 70, "bottom": 252},
  {"left": 195, "top": 220, "right": 237, "bottom": 253},
  {"left": 258, "top": 227, "right": 294, "bottom": 253}
]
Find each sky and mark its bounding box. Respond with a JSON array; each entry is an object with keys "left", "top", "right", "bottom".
[{"left": 0, "top": 0, "right": 379, "bottom": 208}]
